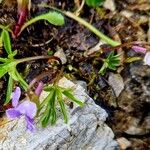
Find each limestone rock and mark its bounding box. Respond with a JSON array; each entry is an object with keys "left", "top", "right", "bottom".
[{"left": 0, "top": 77, "right": 118, "bottom": 150}]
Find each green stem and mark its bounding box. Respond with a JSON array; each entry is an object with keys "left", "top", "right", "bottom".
[
  {"left": 20, "top": 15, "right": 45, "bottom": 33},
  {"left": 65, "top": 11, "right": 120, "bottom": 47},
  {"left": 39, "top": 4, "right": 120, "bottom": 47},
  {"left": 17, "top": 55, "right": 61, "bottom": 64}
]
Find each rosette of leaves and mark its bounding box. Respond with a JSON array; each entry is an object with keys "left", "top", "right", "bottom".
[
  {"left": 99, "top": 52, "right": 120, "bottom": 75},
  {"left": 39, "top": 85, "right": 84, "bottom": 127}
]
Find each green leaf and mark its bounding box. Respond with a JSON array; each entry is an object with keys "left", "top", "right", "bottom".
[
  {"left": 99, "top": 62, "right": 107, "bottom": 75},
  {"left": 14, "top": 70, "right": 28, "bottom": 90},
  {"left": 56, "top": 88, "right": 68, "bottom": 123},
  {"left": 0, "top": 57, "right": 7, "bottom": 62},
  {"left": 40, "top": 88, "right": 54, "bottom": 110},
  {"left": 41, "top": 89, "right": 56, "bottom": 127},
  {"left": 0, "top": 32, "right": 2, "bottom": 50},
  {"left": 21, "top": 11, "right": 65, "bottom": 33},
  {"left": 62, "top": 90, "right": 84, "bottom": 107},
  {"left": 99, "top": 52, "right": 120, "bottom": 75},
  {"left": 0, "top": 56, "right": 28, "bottom": 90},
  {"left": 0, "top": 63, "right": 11, "bottom": 78},
  {"left": 44, "top": 86, "right": 53, "bottom": 91},
  {"left": 1, "top": 30, "right": 12, "bottom": 54},
  {"left": 41, "top": 107, "right": 51, "bottom": 127},
  {"left": 50, "top": 90, "right": 57, "bottom": 125},
  {"left": 85, "top": 0, "right": 105, "bottom": 7},
  {"left": 5, "top": 76, "right": 14, "bottom": 105},
  {"left": 8, "top": 50, "right": 17, "bottom": 59}
]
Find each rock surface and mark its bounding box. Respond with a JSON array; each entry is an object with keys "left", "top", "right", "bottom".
[{"left": 0, "top": 78, "right": 118, "bottom": 150}]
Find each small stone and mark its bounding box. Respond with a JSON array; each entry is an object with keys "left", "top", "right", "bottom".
[
  {"left": 117, "top": 137, "right": 131, "bottom": 150},
  {"left": 108, "top": 73, "right": 124, "bottom": 97},
  {"left": 54, "top": 48, "right": 67, "bottom": 64},
  {"left": 120, "top": 10, "right": 133, "bottom": 18},
  {"left": 103, "top": 0, "right": 116, "bottom": 12}
]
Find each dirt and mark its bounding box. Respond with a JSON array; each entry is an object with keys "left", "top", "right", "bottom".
[{"left": 0, "top": 0, "right": 150, "bottom": 149}]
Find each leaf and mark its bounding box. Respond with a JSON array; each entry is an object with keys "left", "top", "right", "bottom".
[
  {"left": 0, "top": 32, "right": 2, "bottom": 50},
  {"left": 21, "top": 11, "right": 65, "bottom": 33},
  {"left": 0, "top": 57, "right": 28, "bottom": 90},
  {"left": 56, "top": 88, "right": 68, "bottom": 123},
  {"left": 99, "top": 62, "right": 107, "bottom": 75},
  {"left": 40, "top": 88, "right": 54, "bottom": 110},
  {"left": 41, "top": 107, "right": 51, "bottom": 127},
  {"left": 62, "top": 90, "right": 84, "bottom": 107},
  {"left": 99, "top": 52, "right": 120, "bottom": 75},
  {"left": 0, "top": 63, "right": 10, "bottom": 78},
  {"left": 1, "top": 30, "right": 12, "bottom": 54},
  {"left": 85, "top": 0, "right": 105, "bottom": 7},
  {"left": 14, "top": 70, "right": 28, "bottom": 90},
  {"left": 5, "top": 76, "right": 14, "bottom": 105},
  {"left": 41, "top": 89, "right": 56, "bottom": 127}
]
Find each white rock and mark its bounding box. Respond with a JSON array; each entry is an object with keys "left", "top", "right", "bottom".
[
  {"left": 103, "top": 0, "right": 116, "bottom": 12},
  {"left": 0, "top": 77, "right": 118, "bottom": 150},
  {"left": 117, "top": 137, "right": 131, "bottom": 150},
  {"left": 54, "top": 48, "right": 67, "bottom": 64},
  {"left": 108, "top": 73, "right": 124, "bottom": 97}
]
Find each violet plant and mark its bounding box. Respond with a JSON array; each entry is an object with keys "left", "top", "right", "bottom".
[
  {"left": 0, "top": 10, "right": 64, "bottom": 103},
  {"left": 6, "top": 86, "right": 37, "bottom": 132},
  {"left": 0, "top": 50, "right": 60, "bottom": 104},
  {"left": 6, "top": 81, "right": 84, "bottom": 131}
]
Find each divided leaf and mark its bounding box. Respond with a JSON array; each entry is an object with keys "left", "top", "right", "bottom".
[
  {"left": 40, "top": 85, "right": 84, "bottom": 127},
  {"left": 99, "top": 52, "right": 121, "bottom": 75}
]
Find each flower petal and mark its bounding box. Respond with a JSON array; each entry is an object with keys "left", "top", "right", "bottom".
[
  {"left": 35, "top": 82, "right": 44, "bottom": 96},
  {"left": 6, "top": 108, "right": 21, "bottom": 119},
  {"left": 12, "top": 87, "right": 21, "bottom": 107},
  {"left": 144, "top": 52, "right": 150, "bottom": 66},
  {"left": 25, "top": 116, "right": 36, "bottom": 132},
  {"left": 16, "top": 101, "right": 37, "bottom": 118},
  {"left": 132, "top": 46, "right": 147, "bottom": 54}
]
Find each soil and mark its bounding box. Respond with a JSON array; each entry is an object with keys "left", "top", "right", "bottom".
[{"left": 0, "top": 0, "right": 150, "bottom": 149}]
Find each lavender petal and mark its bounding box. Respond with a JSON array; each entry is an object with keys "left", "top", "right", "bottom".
[
  {"left": 6, "top": 108, "right": 21, "bottom": 119},
  {"left": 12, "top": 87, "right": 21, "bottom": 107},
  {"left": 132, "top": 46, "right": 147, "bottom": 54},
  {"left": 35, "top": 82, "right": 44, "bottom": 96},
  {"left": 25, "top": 116, "right": 36, "bottom": 132},
  {"left": 16, "top": 100, "right": 37, "bottom": 118}
]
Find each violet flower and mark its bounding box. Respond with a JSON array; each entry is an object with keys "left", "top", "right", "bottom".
[
  {"left": 35, "top": 82, "right": 44, "bottom": 97},
  {"left": 132, "top": 46, "right": 147, "bottom": 54},
  {"left": 144, "top": 52, "right": 150, "bottom": 66},
  {"left": 6, "top": 87, "right": 37, "bottom": 132}
]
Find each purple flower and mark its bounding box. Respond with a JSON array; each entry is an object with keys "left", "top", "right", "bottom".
[
  {"left": 35, "top": 82, "right": 44, "bottom": 96},
  {"left": 144, "top": 52, "right": 150, "bottom": 66},
  {"left": 132, "top": 46, "right": 147, "bottom": 54},
  {"left": 6, "top": 87, "right": 37, "bottom": 132}
]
